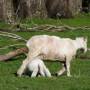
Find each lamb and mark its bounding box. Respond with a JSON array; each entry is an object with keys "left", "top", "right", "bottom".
[
  {"left": 27, "top": 58, "right": 51, "bottom": 77},
  {"left": 17, "top": 35, "right": 87, "bottom": 77}
]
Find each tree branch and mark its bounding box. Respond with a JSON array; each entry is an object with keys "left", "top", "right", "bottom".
[
  {"left": 0, "top": 31, "right": 27, "bottom": 42},
  {"left": 0, "top": 47, "right": 28, "bottom": 61}
]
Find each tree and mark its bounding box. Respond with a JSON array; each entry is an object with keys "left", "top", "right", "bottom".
[{"left": 0, "top": 0, "right": 83, "bottom": 21}]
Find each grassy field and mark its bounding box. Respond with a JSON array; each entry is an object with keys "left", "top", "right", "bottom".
[{"left": 0, "top": 15, "right": 90, "bottom": 90}]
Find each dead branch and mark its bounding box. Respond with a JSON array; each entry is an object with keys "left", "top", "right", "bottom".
[
  {"left": 18, "top": 24, "right": 90, "bottom": 32},
  {"left": 0, "top": 44, "right": 25, "bottom": 50},
  {"left": 0, "top": 31, "right": 27, "bottom": 42},
  {"left": 0, "top": 24, "right": 90, "bottom": 32},
  {"left": 0, "top": 47, "right": 28, "bottom": 61}
]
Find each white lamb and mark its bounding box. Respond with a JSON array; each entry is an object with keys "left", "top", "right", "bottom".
[{"left": 27, "top": 58, "right": 51, "bottom": 77}]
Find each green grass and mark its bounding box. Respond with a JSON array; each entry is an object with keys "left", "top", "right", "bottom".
[
  {"left": 0, "top": 30, "right": 90, "bottom": 90},
  {"left": 0, "top": 21, "right": 11, "bottom": 29},
  {"left": 0, "top": 13, "right": 90, "bottom": 30},
  {"left": 21, "top": 13, "right": 90, "bottom": 27},
  {"left": 0, "top": 14, "right": 90, "bottom": 90}
]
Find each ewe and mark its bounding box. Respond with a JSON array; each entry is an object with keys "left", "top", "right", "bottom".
[{"left": 17, "top": 35, "right": 87, "bottom": 77}]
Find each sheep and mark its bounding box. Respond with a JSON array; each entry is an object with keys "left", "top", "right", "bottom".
[{"left": 17, "top": 35, "right": 87, "bottom": 77}]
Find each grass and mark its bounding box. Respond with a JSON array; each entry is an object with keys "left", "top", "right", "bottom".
[
  {"left": 0, "top": 14, "right": 90, "bottom": 90},
  {"left": 21, "top": 13, "right": 90, "bottom": 27},
  {"left": 0, "top": 21, "right": 11, "bottom": 30},
  {"left": 0, "top": 13, "right": 90, "bottom": 29}
]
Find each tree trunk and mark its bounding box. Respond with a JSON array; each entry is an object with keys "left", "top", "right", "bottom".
[
  {"left": 0, "top": 0, "right": 82, "bottom": 20},
  {"left": 46, "top": 0, "right": 82, "bottom": 18},
  {"left": 3, "top": 0, "right": 15, "bottom": 23},
  {"left": 18, "top": 0, "right": 47, "bottom": 18},
  {"left": 0, "top": 0, "right": 4, "bottom": 20}
]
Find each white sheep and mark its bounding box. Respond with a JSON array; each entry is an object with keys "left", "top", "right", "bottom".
[{"left": 17, "top": 35, "right": 87, "bottom": 77}]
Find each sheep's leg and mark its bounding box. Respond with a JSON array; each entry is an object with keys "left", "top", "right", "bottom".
[
  {"left": 57, "top": 62, "right": 66, "bottom": 76},
  {"left": 31, "top": 68, "right": 38, "bottom": 78},
  {"left": 65, "top": 56, "right": 72, "bottom": 77},
  {"left": 66, "top": 60, "right": 71, "bottom": 77}
]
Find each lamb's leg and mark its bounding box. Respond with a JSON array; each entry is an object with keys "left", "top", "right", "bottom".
[
  {"left": 39, "top": 66, "right": 46, "bottom": 77},
  {"left": 17, "top": 58, "right": 29, "bottom": 77},
  {"left": 43, "top": 66, "right": 51, "bottom": 77},
  {"left": 31, "top": 68, "right": 38, "bottom": 77},
  {"left": 57, "top": 62, "right": 66, "bottom": 76}
]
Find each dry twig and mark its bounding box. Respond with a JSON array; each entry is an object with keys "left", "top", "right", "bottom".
[{"left": 0, "top": 31, "right": 27, "bottom": 42}]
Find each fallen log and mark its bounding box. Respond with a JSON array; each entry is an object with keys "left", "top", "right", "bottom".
[{"left": 0, "top": 47, "right": 28, "bottom": 61}]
